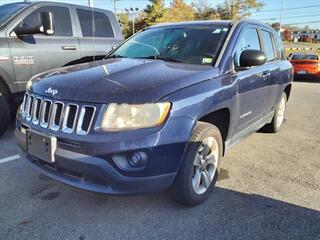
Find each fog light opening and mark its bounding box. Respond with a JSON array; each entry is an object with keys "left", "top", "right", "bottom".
[{"left": 129, "top": 151, "right": 147, "bottom": 167}]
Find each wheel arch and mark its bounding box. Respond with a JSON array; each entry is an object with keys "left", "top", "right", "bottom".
[
  {"left": 0, "top": 75, "right": 13, "bottom": 102},
  {"left": 284, "top": 84, "right": 292, "bottom": 100},
  {"left": 198, "top": 107, "right": 231, "bottom": 155}
]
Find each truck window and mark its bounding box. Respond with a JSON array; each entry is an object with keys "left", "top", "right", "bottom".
[
  {"left": 261, "top": 30, "right": 276, "bottom": 61},
  {"left": 77, "top": 9, "right": 114, "bottom": 38},
  {"left": 234, "top": 28, "right": 261, "bottom": 66},
  {"left": 0, "top": 3, "right": 27, "bottom": 24},
  {"left": 17, "top": 6, "right": 73, "bottom": 37}
]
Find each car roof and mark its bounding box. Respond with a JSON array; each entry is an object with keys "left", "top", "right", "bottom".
[
  {"left": 149, "top": 19, "right": 275, "bottom": 32},
  {"left": 149, "top": 20, "right": 233, "bottom": 28}
]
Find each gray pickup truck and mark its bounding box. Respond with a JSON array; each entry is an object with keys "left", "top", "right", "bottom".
[{"left": 0, "top": 1, "right": 123, "bottom": 136}]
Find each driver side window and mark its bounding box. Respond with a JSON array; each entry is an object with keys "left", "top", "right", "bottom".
[
  {"left": 234, "top": 28, "right": 261, "bottom": 66},
  {"left": 16, "top": 6, "right": 73, "bottom": 37}
]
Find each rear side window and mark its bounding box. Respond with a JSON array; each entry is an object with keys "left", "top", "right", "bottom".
[
  {"left": 234, "top": 28, "right": 261, "bottom": 66},
  {"left": 18, "top": 6, "right": 73, "bottom": 37},
  {"left": 261, "top": 30, "right": 276, "bottom": 61},
  {"left": 77, "top": 9, "right": 114, "bottom": 38}
]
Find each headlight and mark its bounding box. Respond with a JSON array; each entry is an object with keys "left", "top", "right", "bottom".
[{"left": 100, "top": 103, "right": 171, "bottom": 131}]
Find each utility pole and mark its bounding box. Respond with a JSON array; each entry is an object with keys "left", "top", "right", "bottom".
[
  {"left": 279, "top": 0, "right": 284, "bottom": 34},
  {"left": 88, "top": 0, "right": 94, "bottom": 8},
  {"left": 111, "top": 0, "right": 118, "bottom": 15}
]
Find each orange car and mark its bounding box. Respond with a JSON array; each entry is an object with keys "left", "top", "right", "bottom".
[{"left": 289, "top": 53, "right": 320, "bottom": 80}]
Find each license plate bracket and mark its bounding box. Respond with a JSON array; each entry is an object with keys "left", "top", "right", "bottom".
[{"left": 27, "top": 129, "right": 57, "bottom": 163}]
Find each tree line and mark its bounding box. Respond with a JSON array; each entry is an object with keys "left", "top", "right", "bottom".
[{"left": 118, "top": 0, "right": 264, "bottom": 38}]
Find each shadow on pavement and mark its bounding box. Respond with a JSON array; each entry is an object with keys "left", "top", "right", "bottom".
[
  {"left": 294, "top": 77, "right": 320, "bottom": 83},
  {"left": 32, "top": 183, "right": 318, "bottom": 240}
]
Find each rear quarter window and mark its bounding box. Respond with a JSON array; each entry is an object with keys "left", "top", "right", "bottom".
[{"left": 77, "top": 9, "right": 114, "bottom": 38}]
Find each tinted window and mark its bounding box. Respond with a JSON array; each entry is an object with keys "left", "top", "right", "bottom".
[
  {"left": 262, "top": 30, "right": 276, "bottom": 61},
  {"left": 18, "top": 6, "right": 72, "bottom": 36},
  {"left": 0, "top": 3, "right": 27, "bottom": 24},
  {"left": 77, "top": 9, "right": 114, "bottom": 38},
  {"left": 235, "top": 28, "right": 261, "bottom": 66},
  {"left": 291, "top": 54, "right": 319, "bottom": 60},
  {"left": 110, "top": 26, "right": 230, "bottom": 65}
]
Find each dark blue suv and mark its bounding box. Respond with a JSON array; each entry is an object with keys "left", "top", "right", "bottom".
[{"left": 16, "top": 20, "right": 293, "bottom": 206}]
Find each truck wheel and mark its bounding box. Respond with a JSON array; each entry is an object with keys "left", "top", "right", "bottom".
[
  {"left": 263, "top": 92, "right": 287, "bottom": 133},
  {"left": 170, "top": 122, "right": 223, "bottom": 206},
  {"left": 0, "top": 94, "right": 10, "bottom": 137}
]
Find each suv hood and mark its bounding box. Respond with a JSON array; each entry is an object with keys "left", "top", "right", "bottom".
[{"left": 30, "top": 58, "right": 219, "bottom": 104}]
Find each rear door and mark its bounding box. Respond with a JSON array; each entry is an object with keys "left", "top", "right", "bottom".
[
  {"left": 7, "top": 5, "right": 80, "bottom": 91},
  {"left": 75, "top": 7, "right": 122, "bottom": 61},
  {"left": 259, "top": 28, "right": 281, "bottom": 112},
  {"left": 232, "top": 26, "right": 271, "bottom": 135}
]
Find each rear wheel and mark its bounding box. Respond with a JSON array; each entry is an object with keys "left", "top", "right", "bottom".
[
  {"left": 263, "top": 92, "right": 287, "bottom": 133},
  {"left": 0, "top": 94, "right": 10, "bottom": 137},
  {"left": 170, "top": 122, "right": 223, "bottom": 206}
]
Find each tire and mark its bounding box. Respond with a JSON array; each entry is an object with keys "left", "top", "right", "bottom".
[
  {"left": 170, "top": 122, "right": 223, "bottom": 206},
  {"left": 263, "top": 92, "right": 287, "bottom": 133},
  {"left": 0, "top": 94, "right": 10, "bottom": 137}
]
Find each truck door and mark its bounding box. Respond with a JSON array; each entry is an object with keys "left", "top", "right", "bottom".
[
  {"left": 232, "top": 27, "right": 271, "bottom": 135},
  {"left": 75, "top": 8, "right": 122, "bottom": 61},
  {"left": 7, "top": 5, "right": 80, "bottom": 92}
]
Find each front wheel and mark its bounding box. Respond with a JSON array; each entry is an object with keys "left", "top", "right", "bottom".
[
  {"left": 263, "top": 92, "right": 287, "bottom": 133},
  {"left": 170, "top": 122, "right": 223, "bottom": 206}
]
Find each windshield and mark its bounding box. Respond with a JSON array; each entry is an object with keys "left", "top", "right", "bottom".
[
  {"left": 291, "top": 54, "right": 319, "bottom": 60},
  {"left": 109, "top": 25, "right": 230, "bottom": 65},
  {"left": 0, "top": 3, "right": 27, "bottom": 24}
]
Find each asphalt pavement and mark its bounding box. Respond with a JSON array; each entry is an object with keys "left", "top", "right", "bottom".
[{"left": 0, "top": 81, "right": 319, "bottom": 240}]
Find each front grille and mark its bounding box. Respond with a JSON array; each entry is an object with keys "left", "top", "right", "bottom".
[{"left": 21, "top": 93, "right": 96, "bottom": 135}]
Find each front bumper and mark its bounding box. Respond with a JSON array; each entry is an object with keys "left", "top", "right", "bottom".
[
  {"left": 16, "top": 113, "right": 194, "bottom": 194},
  {"left": 18, "top": 147, "right": 175, "bottom": 195},
  {"left": 294, "top": 69, "right": 320, "bottom": 79}
]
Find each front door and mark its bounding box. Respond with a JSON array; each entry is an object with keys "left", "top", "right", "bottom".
[
  {"left": 232, "top": 26, "right": 271, "bottom": 136},
  {"left": 7, "top": 5, "right": 80, "bottom": 92}
]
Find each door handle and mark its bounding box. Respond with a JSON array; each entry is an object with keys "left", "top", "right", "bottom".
[
  {"left": 62, "top": 46, "right": 77, "bottom": 50},
  {"left": 262, "top": 71, "right": 271, "bottom": 79}
]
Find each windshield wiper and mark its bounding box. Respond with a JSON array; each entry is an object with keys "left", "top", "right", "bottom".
[
  {"left": 147, "top": 55, "right": 182, "bottom": 63},
  {"left": 106, "top": 54, "right": 124, "bottom": 59}
]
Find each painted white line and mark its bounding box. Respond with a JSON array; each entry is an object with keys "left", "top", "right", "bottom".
[{"left": 0, "top": 155, "right": 20, "bottom": 164}]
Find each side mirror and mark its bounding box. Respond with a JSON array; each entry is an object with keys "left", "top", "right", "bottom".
[
  {"left": 40, "top": 11, "right": 54, "bottom": 35},
  {"left": 14, "top": 11, "right": 54, "bottom": 37},
  {"left": 239, "top": 50, "right": 267, "bottom": 68}
]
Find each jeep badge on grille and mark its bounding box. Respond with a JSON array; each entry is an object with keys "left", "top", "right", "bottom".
[{"left": 45, "top": 87, "right": 58, "bottom": 96}]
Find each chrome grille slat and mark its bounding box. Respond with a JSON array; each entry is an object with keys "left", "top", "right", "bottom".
[
  {"left": 20, "top": 93, "right": 95, "bottom": 135},
  {"left": 62, "top": 104, "right": 78, "bottom": 134},
  {"left": 25, "top": 95, "right": 33, "bottom": 121},
  {"left": 31, "top": 97, "right": 41, "bottom": 125},
  {"left": 40, "top": 100, "right": 52, "bottom": 128},
  {"left": 49, "top": 102, "right": 64, "bottom": 131},
  {"left": 76, "top": 106, "right": 96, "bottom": 135}
]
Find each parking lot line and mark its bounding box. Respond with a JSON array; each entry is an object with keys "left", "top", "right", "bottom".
[{"left": 0, "top": 154, "right": 20, "bottom": 164}]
